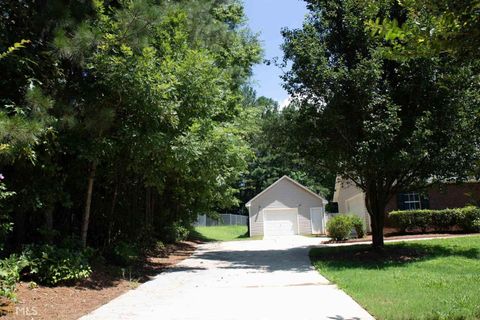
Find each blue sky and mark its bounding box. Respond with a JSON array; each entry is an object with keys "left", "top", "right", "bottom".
[{"left": 243, "top": 0, "right": 308, "bottom": 105}]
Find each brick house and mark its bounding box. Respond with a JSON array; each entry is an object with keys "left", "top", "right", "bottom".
[{"left": 333, "top": 177, "right": 480, "bottom": 232}]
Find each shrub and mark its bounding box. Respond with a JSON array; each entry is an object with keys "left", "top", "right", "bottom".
[
  {"left": 389, "top": 206, "right": 480, "bottom": 233},
  {"left": 326, "top": 215, "right": 353, "bottom": 241},
  {"left": 349, "top": 215, "right": 365, "bottom": 238},
  {"left": 0, "top": 254, "right": 29, "bottom": 301},
  {"left": 163, "top": 222, "right": 190, "bottom": 243},
  {"left": 22, "top": 241, "right": 93, "bottom": 286},
  {"left": 136, "top": 226, "right": 158, "bottom": 250},
  {"left": 0, "top": 240, "right": 93, "bottom": 300},
  {"left": 390, "top": 210, "right": 436, "bottom": 232},
  {"left": 0, "top": 179, "right": 14, "bottom": 253},
  {"left": 458, "top": 206, "right": 480, "bottom": 232},
  {"left": 105, "top": 241, "right": 141, "bottom": 266}
]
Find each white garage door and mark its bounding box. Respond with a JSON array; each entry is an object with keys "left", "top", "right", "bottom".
[{"left": 263, "top": 208, "right": 298, "bottom": 236}]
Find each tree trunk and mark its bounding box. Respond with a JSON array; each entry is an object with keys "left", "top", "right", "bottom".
[
  {"left": 370, "top": 209, "right": 385, "bottom": 248},
  {"left": 81, "top": 162, "right": 97, "bottom": 248},
  {"left": 145, "top": 187, "right": 152, "bottom": 228},
  {"left": 44, "top": 206, "right": 54, "bottom": 243},
  {"left": 365, "top": 184, "right": 387, "bottom": 250},
  {"left": 14, "top": 210, "right": 26, "bottom": 249},
  {"left": 107, "top": 182, "right": 118, "bottom": 246}
]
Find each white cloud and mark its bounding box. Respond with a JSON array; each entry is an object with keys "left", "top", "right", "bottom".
[{"left": 279, "top": 96, "right": 292, "bottom": 110}]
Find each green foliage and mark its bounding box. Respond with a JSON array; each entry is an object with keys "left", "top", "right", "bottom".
[
  {"left": 367, "top": 0, "right": 479, "bottom": 60},
  {"left": 21, "top": 242, "right": 92, "bottom": 285},
  {"left": 0, "top": 39, "right": 30, "bottom": 60},
  {"left": 281, "top": 0, "right": 480, "bottom": 247},
  {"left": 457, "top": 206, "right": 480, "bottom": 232},
  {"left": 162, "top": 222, "right": 190, "bottom": 244},
  {"left": 0, "top": 176, "right": 14, "bottom": 252},
  {"left": 349, "top": 215, "right": 365, "bottom": 238},
  {"left": 235, "top": 92, "right": 333, "bottom": 214},
  {"left": 389, "top": 206, "right": 480, "bottom": 233},
  {"left": 327, "top": 214, "right": 365, "bottom": 240},
  {"left": 0, "top": 254, "right": 29, "bottom": 301},
  {"left": 105, "top": 241, "right": 141, "bottom": 266},
  {"left": 0, "top": 240, "right": 93, "bottom": 300},
  {"left": 0, "top": 0, "right": 262, "bottom": 254},
  {"left": 327, "top": 215, "right": 354, "bottom": 241}
]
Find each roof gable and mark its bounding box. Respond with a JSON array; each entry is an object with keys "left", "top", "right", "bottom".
[{"left": 245, "top": 175, "right": 328, "bottom": 207}]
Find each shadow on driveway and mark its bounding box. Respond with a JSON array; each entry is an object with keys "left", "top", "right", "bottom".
[{"left": 181, "top": 244, "right": 318, "bottom": 273}]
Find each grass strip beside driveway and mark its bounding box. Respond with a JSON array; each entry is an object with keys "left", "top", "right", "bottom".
[
  {"left": 310, "top": 236, "right": 480, "bottom": 320},
  {"left": 192, "top": 225, "right": 250, "bottom": 242}
]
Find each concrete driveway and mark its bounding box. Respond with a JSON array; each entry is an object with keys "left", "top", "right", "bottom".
[{"left": 80, "top": 236, "right": 373, "bottom": 320}]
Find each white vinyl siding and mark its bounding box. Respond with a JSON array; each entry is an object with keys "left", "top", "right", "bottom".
[{"left": 345, "top": 193, "right": 371, "bottom": 232}]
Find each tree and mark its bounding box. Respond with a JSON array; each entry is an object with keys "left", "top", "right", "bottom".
[
  {"left": 52, "top": 0, "right": 261, "bottom": 247},
  {"left": 0, "top": 0, "right": 87, "bottom": 245},
  {"left": 231, "top": 90, "right": 334, "bottom": 215},
  {"left": 366, "top": 0, "right": 480, "bottom": 60},
  {"left": 0, "top": 0, "right": 261, "bottom": 250},
  {"left": 282, "top": 0, "right": 480, "bottom": 248}
]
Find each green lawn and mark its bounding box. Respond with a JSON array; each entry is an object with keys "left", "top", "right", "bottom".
[
  {"left": 310, "top": 236, "right": 480, "bottom": 320},
  {"left": 191, "top": 225, "right": 251, "bottom": 242}
]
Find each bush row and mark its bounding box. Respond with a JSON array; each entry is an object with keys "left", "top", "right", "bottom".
[
  {"left": 0, "top": 224, "right": 193, "bottom": 301},
  {"left": 389, "top": 206, "right": 480, "bottom": 233},
  {"left": 326, "top": 214, "right": 365, "bottom": 241},
  {"left": 0, "top": 239, "right": 93, "bottom": 301}
]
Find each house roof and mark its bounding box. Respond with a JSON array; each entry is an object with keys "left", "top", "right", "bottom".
[{"left": 245, "top": 175, "right": 328, "bottom": 207}]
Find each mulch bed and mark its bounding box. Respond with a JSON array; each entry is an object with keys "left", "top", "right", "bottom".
[
  {"left": 314, "top": 245, "right": 427, "bottom": 264},
  {"left": 3, "top": 241, "right": 198, "bottom": 320},
  {"left": 321, "top": 232, "right": 475, "bottom": 245}
]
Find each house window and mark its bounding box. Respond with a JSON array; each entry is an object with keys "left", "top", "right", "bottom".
[{"left": 397, "top": 192, "right": 428, "bottom": 210}]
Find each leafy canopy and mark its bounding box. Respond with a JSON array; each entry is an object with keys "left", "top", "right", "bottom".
[{"left": 281, "top": 0, "right": 480, "bottom": 246}]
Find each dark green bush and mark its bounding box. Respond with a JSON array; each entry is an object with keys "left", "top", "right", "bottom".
[
  {"left": 0, "top": 181, "right": 14, "bottom": 253},
  {"left": 389, "top": 206, "right": 480, "bottom": 233},
  {"left": 349, "top": 215, "right": 365, "bottom": 238},
  {"left": 326, "top": 215, "right": 353, "bottom": 241},
  {"left": 22, "top": 242, "right": 93, "bottom": 285},
  {"left": 390, "top": 210, "right": 435, "bottom": 232},
  {"left": 105, "top": 241, "right": 141, "bottom": 266},
  {"left": 458, "top": 206, "right": 480, "bottom": 232},
  {"left": 163, "top": 222, "right": 190, "bottom": 243}
]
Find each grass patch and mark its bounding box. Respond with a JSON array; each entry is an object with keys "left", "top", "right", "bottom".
[
  {"left": 310, "top": 236, "right": 480, "bottom": 320},
  {"left": 191, "top": 225, "right": 251, "bottom": 242}
]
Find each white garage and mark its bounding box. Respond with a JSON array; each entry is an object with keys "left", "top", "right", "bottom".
[
  {"left": 246, "top": 176, "right": 328, "bottom": 237},
  {"left": 263, "top": 208, "right": 299, "bottom": 236}
]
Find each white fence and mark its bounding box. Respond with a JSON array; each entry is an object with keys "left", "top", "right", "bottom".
[{"left": 195, "top": 214, "right": 248, "bottom": 227}]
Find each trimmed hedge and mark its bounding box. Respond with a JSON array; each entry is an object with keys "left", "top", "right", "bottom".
[{"left": 389, "top": 206, "right": 480, "bottom": 233}]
